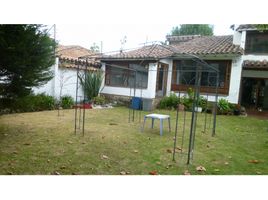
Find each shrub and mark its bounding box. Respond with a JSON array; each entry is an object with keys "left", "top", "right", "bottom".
[
  {"left": 60, "top": 95, "right": 74, "bottom": 109},
  {"left": 3, "top": 93, "right": 56, "bottom": 113},
  {"left": 159, "top": 94, "right": 180, "bottom": 109},
  {"left": 79, "top": 70, "right": 103, "bottom": 101},
  {"left": 93, "top": 96, "right": 106, "bottom": 105},
  {"left": 180, "top": 88, "right": 207, "bottom": 111},
  {"left": 217, "top": 98, "right": 231, "bottom": 114}
]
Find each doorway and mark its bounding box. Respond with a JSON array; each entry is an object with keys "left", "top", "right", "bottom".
[
  {"left": 241, "top": 78, "right": 268, "bottom": 110},
  {"left": 156, "top": 63, "right": 168, "bottom": 97}
]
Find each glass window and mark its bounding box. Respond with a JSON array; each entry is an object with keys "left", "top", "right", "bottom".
[
  {"left": 105, "top": 64, "right": 148, "bottom": 88},
  {"left": 172, "top": 60, "right": 231, "bottom": 94},
  {"left": 245, "top": 31, "right": 268, "bottom": 54}
]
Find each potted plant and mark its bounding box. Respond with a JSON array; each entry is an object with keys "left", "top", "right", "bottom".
[{"left": 79, "top": 70, "right": 103, "bottom": 109}]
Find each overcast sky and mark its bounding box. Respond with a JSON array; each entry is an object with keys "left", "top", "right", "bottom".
[{"left": 55, "top": 24, "right": 234, "bottom": 53}]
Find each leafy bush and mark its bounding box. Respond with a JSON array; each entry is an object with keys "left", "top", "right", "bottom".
[
  {"left": 180, "top": 88, "right": 207, "bottom": 111},
  {"left": 60, "top": 95, "right": 74, "bottom": 109},
  {"left": 217, "top": 98, "right": 231, "bottom": 114},
  {"left": 159, "top": 94, "right": 180, "bottom": 109},
  {"left": 2, "top": 93, "right": 56, "bottom": 113},
  {"left": 93, "top": 96, "right": 106, "bottom": 105},
  {"left": 79, "top": 70, "right": 103, "bottom": 101}
]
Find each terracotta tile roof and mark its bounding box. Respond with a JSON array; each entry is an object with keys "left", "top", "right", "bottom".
[
  {"left": 236, "top": 24, "right": 258, "bottom": 31},
  {"left": 170, "top": 35, "right": 243, "bottom": 55},
  {"left": 243, "top": 60, "right": 268, "bottom": 70},
  {"left": 56, "top": 45, "right": 95, "bottom": 60},
  {"left": 57, "top": 45, "right": 101, "bottom": 69},
  {"left": 101, "top": 44, "right": 174, "bottom": 60},
  {"left": 100, "top": 35, "right": 243, "bottom": 60}
]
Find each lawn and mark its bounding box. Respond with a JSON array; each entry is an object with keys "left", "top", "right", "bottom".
[{"left": 0, "top": 107, "right": 267, "bottom": 175}]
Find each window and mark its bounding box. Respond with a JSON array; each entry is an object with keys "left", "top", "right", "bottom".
[
  {"left": 245, "top": 31, "right": 268, "bottom": 54},
  {"left": 105, "top": 64, "right": 148, "bottom": 88},
  {"left": 171, "top": 60, "right": 231, "bottom": 94}
]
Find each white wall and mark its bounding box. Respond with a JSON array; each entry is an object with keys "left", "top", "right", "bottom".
[
  {"left": 100, "top": 62, "right": 158, "bottom": 98},
  {"left": 33, "top": 58, "right": 83, "bottom": 101},
  {"left": 242, "top": 70, "right": 268, "bottom": 78},
  {"left": 159, "top": 58, "right": 173, "bottom": 96},
  {"left": 227, "top": 58, "right": 243, "bottom": 103}
]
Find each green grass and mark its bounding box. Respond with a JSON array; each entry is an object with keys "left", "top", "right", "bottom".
[{"left": 0, "top": 107, "right": 267, "bottom": 175}]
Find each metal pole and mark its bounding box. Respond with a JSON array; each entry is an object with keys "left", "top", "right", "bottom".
[
  {"left": 74, "top": 61, "right": 79, "bottom": 134},
  {"left": 190, "top": 66, "right": 202, "bottom": 161},
  {"left": 187, "top": 65, "right": 200, "bottom": 165},
  {"left": 212, "top": 72, "right": 219, "bottom": 136},
  {"left": 172, "top": 106, "right": 179, "bottom": 161},
  {"left": 132, "top": 71, "right": 137, "bottom": 122},
  {"left": 204, "top": 72, "right": 210, "bottom": 133},
  {"left": 82, "top": 60, "right": 88, "bottom": 136}
]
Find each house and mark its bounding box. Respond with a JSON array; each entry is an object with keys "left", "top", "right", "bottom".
[
  {"left": 99, "top": 25, "right": 268, "bottom": 110},
  {"left": 33, "top": 45, "right": 100, "bottom": 100},
  {"left": 234, "top": 25, "right": 268, "bottom": 110},
  {"left": 99, "top": 34, "right": 243, "bottom": 107}
]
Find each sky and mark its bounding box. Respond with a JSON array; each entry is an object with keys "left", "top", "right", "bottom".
[{"left": 55, "top": 24, "right": 234, "bottom": 53}]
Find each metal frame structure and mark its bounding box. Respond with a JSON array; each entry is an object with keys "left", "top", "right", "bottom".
[
  {"left": 170, "top": 57, "right": 220, "bottom": 165},
  {"left": 78, "top": 45, "right": 221, "bottom": 165},
  {"left": 74, "top": 58, "right": 88, "bottom": 136}
]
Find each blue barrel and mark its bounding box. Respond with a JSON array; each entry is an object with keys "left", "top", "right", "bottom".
[{"left": 131, "top": 97, "right": 142, "bottom": 110}]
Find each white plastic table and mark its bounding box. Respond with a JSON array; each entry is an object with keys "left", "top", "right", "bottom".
[{"left": 142, "top": 114, "right": 171, "bottom": 136}]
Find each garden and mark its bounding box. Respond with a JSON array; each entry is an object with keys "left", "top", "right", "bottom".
[{"left": 0, "top": 105, "right": 267, "bottom": 175}]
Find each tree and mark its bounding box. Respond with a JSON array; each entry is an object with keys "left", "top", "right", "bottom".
[
  {"left": 90, "top": 42, "right": 100, "bottom": 53},
  {"left": 171, "top": 24, "right": 214, "bottom": 36},
  {"left": 0, "top": 24, "right": 56, "bottom": 101}
]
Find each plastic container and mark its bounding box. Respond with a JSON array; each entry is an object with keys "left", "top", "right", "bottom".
[{"left": 131, "top": 97, "right": 142, "bottom": 110}]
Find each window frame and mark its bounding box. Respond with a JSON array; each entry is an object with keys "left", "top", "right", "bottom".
[
  {"left": 245, "top": 31, "right": 268, "bottom": 55},
  {"left": 171, "top": 60, "right": 232, "bottom": 95},
  {"left": 104, "top": 62, "right": 149, "bottom": 89}
]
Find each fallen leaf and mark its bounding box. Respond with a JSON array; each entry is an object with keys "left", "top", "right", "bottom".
[
  {"left": 149, "top": 170, "right": 158, "bottom": 175},
  {"left": 256, "top": 171, "right": 262, "bottom": 175},
  {"left": 133, "top": 150, "right": 139, "bottom": 153},
  {"left": 166, "top": 149, "right": 172, "bottom": 153},
  {"left": 183, "top": 170, "right": 191, "bottom": 175},
  {"left": 102, "top": 155, "right": 109, "bottom": 159},
  {"left": 120, "top": 171, "right": 126, "bottom": 175},
  {"left": 51, "top": 171, "right": 60, "bottom": 175},
  {"left": 248, "top": 160, "right": 260, "bottom": 164},
  {"left": 196, "top": 165, "right": 206, "bottom": 172}
]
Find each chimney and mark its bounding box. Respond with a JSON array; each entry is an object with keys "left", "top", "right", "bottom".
[{"left": 166, "top": 35, "right": 201, "bottom": 45}]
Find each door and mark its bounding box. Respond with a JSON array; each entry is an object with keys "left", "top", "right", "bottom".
[
  {"left": 241, "top": 78, "right": 267, "bottom": 109},
  {"left": 156, "top": 63, "right": 168, "bottom": 97}
]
